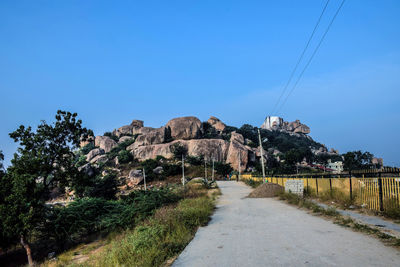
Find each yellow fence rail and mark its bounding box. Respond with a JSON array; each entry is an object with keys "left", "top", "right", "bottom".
[{"left": 240, "top": 174, "right": 400, "bottom": 212}]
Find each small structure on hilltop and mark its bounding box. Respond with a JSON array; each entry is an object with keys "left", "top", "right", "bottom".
[{"left": 261, "top": 116, "right": 310, "bottom": 135}]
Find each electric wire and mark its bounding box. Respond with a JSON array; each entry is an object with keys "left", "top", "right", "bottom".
[
  {"left": 275, "top": 0, "right": 346, "bottom": 114},
  {"left": 270, "top": 0, "right": 330, "bottom": 115}
]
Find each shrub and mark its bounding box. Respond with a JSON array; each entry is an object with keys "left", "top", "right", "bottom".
[
  {"left": 186, "top": 155, "right": 204, "bottom": 166},
  {"left": 383, "top": 199, "right": 400, "bottom": 219},
  {"left": 81, "top": 142, "right": 95, "bottom": 155},
  {"left": 104, "top": 132, "right": 119, "bottom": 142},
  {"left": 75, "top": 155, "right": 87, "bottom": 167},
  {"left": 118, "top": 150, "right": 133, "bottom": 164},
  {"left": 163, "top": 164, "right": 181, "bottom": 177},
  {"left": 214, "top": 162, "right": 233, "bottom": 176},
  {"left": 172, "top": 144, "right": 187, "bottom": 160}
]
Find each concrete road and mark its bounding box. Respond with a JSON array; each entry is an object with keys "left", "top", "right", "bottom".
[{"left": 173, "top": 181, "right": 400, "bottom": 267}]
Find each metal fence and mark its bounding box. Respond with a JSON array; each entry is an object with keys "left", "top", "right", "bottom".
[{"left": 241, "top": 174, "right": 400, "bottom": 212}]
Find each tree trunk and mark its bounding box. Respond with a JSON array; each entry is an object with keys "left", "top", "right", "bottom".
[{"left": 20, "top": 235, "right": 34, "bottom": 266}]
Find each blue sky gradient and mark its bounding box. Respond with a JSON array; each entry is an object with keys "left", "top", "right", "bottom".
[{"left": 1, "top": 0, "right": 399, "bottom": 166}]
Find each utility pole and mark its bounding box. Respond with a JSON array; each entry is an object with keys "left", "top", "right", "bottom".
[
  {"left": 258, "top": 129, "right": 266, "bottom": 181},
  {"left": 143, "top": 168, "right": 147, "bottom": 191},
  {"left": 237, "top": 152, "right": 241, "bottom": 182},
  {"left": 204, "top": 160, "right": 207, "bottom": 180},
  {"left": 182, "top": 155, "right": 185, "bottom": 186},
  {"left": 212, "top": 157, "right": 215, "bottom": 181}
]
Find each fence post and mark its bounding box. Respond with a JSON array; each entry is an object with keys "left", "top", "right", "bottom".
[
  {"left": 378, "top": 172, "right": 384, "bottom": 212},
  {"left": 349, "top": 171, "right": 353, "bottom": 201},
  {"left": 315, "top": 176, "right": 319, "bottom": 195},
  {"left": 329, "top": 178, "right": 332, "bottom": 197}
]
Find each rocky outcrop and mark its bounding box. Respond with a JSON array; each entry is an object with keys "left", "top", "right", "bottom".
[
  {"left": 166, "top": 116, "right": 202, "bottom": 140},
  {"left": 95, "top": 136, "right": 117, "bottom": 153},
  {"left": 261, "top": 116, "right": 310, "bottom": 135},
  {"left": 133, "top": 127, "right": 166, "bottom": 147},
  {"left": 128, "top": 139, "right": 230, "bottom": 162},
  {"left": 153, "top": 166, "right": 164, "bottom": 174},
  {"left": 86, "top": 148, "right": 105, "bottom": 162},
  {"left": 130, "top": 120, "right": 144, "bottom": 128},
  {"left": 128, "top": 169, "right": 144, "bottom": 186},
  {"left": 119, "top": 136, "right": 134, "bottom": 143},
  {"left": 286, "top": 120, "right": 310, "bottom": 134},
  {"left": 113, "top": 125, "right": 133, "bottom": 138},
  {"left": 132, "top": 127, "right": 156, "bottom": 136},
  {"left": 207, "top": 116, "right": 226, "bottom": 132},
  {"left": 89, "top": 154, "right": 108, "bottom": 165},
  {"left": 226, "top": 133, "right": 248, "bottom": 171}
]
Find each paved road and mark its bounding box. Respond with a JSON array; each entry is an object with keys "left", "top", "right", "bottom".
[{"left": 173, "top": 181, "right": 400, "bottom": 267}]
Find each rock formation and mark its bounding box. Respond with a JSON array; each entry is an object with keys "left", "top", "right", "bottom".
[
  {"left": 166, "top": 116, "right": 202, "bottom": 140},
  {"left": 207, "top": 116, "right": 226, "bottom": 132},
  {"left": 95, "top": 136, "right": 117, "bottom": 153},
  {"left": 261, "top": 116, "right": 310, "bottom": 135}
]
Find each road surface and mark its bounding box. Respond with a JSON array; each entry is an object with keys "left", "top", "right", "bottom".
[{"left": 173, "top": 181, "right": 400, "bottom": 267}]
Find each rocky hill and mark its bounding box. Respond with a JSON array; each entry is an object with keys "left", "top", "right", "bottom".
[{"left": 77, "top": 116, "right": 338, "bottom": 187}]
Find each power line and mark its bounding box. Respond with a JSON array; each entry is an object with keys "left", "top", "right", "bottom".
[
  {"left": 271, "top": 0, "right": 330, "bottom": 115},
  {"left": 276, "top": 0, "right": 346, "bottom": 114}
]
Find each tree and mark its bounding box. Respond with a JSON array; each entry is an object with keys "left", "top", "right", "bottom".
[
  {"left": 343, "top": 150, "right": 374, "bottom": 171},
  {"left": 0, "top": 110, "right": 92, "bottom": 265},
  {"left": 171, "top": 143, "right": 188, "bottom": 160},
  {"left": 214, "top": 162, "right": 233, "bottom": 176},
  {"left": 0, "top": 150, "right": 4, "bottom": 177}
]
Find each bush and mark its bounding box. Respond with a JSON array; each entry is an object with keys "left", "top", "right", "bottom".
[
  {"left": 172, "top": 144, "right": 187, "bottom": 160},
  {"left": 163, "top": 164, "right": 181, "bottom": 177},
  {"left": 214, "top": 162, "right": 233, "bottom": 176},
  {"left": 186, "top": 155, "right": 204, "bottom": 166},
  {"left": 118, "top": 150, "right": 133, "bottom": 164},
  {"left": 75, "top": 155, "right": 87, "bottom": 167},
  {"left": 107, "top": 139, "right": 135, "bottom": 160},
  {"left": 383, "top": 199, "right": 400, "bottom": 219},
  {"left": 49, "top": 187, "right": 181, "bottom": 245},
  {"left": 81, "top": 142, "right": 95, "bottom": 155}
]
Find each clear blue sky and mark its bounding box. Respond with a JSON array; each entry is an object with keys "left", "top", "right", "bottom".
[{"left": 1, "top": 0, "right": 399, "bottom": 166}]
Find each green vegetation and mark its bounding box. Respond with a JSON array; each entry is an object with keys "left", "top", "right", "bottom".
[
  {"left": 343, "top": 150, "right": 375, "bottom": 170},
  {"left": 94, "top": 196, "right": 214, "bottom": 267},
  {"left": 103, "top": 132, "right": 119, "bottom": 142},
  {"left": 172, "top": 143, "right": 188, "bottom": 160},
  {"left": 0, "top": 110, "right": 93, "bottom": 266},
  {"left": 243, "top": 179, "right": 263, "bottom": 188},
  {"left": 107, "top": 139, "right": 135, "bottom": 160}
]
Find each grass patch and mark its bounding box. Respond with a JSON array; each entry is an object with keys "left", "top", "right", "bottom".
[
  {"left": 44, "top": 184, "right": 219, "bottom": 267},
  {"left": 91, "top": 196, "right": 215, "bottom": 267},
  {"left": 242, "top": 179, "right": 263, "bottom": 188}
]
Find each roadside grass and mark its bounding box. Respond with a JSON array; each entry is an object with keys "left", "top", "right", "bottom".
[
  {"left": 278, "top": 192, "right": 400, "bottom": 248},
  {"left": 43, "top": 183, "right": 219, "bottom": 267},
  {"left": 242, "top": 179, "right": 263, "bottom": 188}
]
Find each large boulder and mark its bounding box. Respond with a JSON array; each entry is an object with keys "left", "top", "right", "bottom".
[
  {"left": 133, "top": 127, "right": 166, "bottom": 147},
  {"left": 119, "top": 136, "right": 134, "bottom": 143},
  {"left": 129, "top": 142, "right": 174, "bottom": 161},
  {"left": 95, "top": 136, "right": 118, "bottom": 153},
  {"left": 128, "top": 139, "right": 229, "bottom": 162},
  {"left": 185, "top": 139, "right": 229, "bottom": 162},
  {"left": 166, "top": 116, "right": 202, "bottom": 140},
  {"left": 207, "top": 116, "right": 226, "bottom": 132},
  {"left": 86, "top": 148, "right": 105, "bottom": 162},
  {"left": 153, "top": 166, "right": 164, "bottom": 174},
  {"left": 89, "top": 154, "right": 108, "bottom": 165},
  {"left": 286, "top": 120, "right": 310, "bottom": 134},
  {"left": 128, "top": 169, "right": 144, "bottom": 186},
  {"left": 230, "top": 131, "right": 244, "bottom": 144},
  {"left": 132, "top": 127, "right": 156, "bottom": 136},
  {"left": 226, "top": 132, "right": 248, "bottom": 170},
  {"left": 130, "top": 120, "right": 144, "bottom": 128},
  {"left": 113, "top": 125, "right": 133, "bottom": 138}
]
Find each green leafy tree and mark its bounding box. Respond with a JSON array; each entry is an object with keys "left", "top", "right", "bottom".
[
  {"left": 343, "top": 150, "right": 374, "bottom": 171},
  {"left": 0, "top": 110, "right": 92, "bottom": 265},
  {"left": 214, "top": 162, "right": 233, "bottom": 176},
  {"left": 0, "top": 150, "right": 4, "bottom": 177},
  {"left": 171, "top": 143, "right": 188, "bottom": 160}
]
